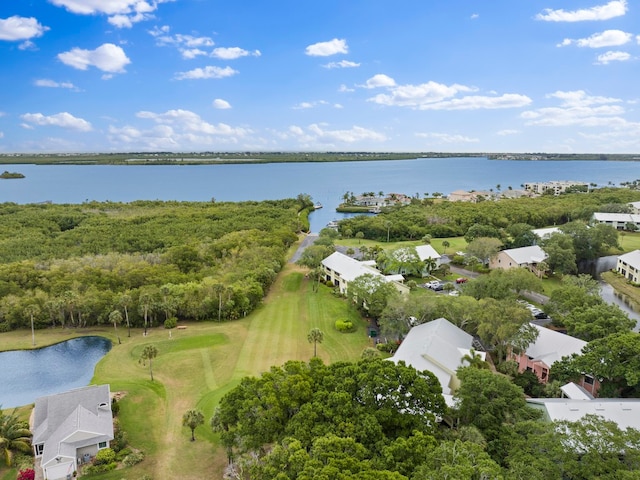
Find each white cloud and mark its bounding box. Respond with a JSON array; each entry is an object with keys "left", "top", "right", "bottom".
[
  {"left": 339, "top": 84, "right": 355, "bottom": 93},
  {"left": 136, "top": 109, "right": 249, "bottom": 137},
  {"left": 536, "top": 0, "right": 627, "bottom": 22},
  {"left": 34, "top": 79, "right": 77, "bottom": 89},
  {"left": 0, "top": 131, "right": 4, "bottom": 139},
  {"left": 58, "top": 43, "right": 131, "bottom": 73},
  {"left": 559, "top": 30, "right": 632, "bottom": 48},
  {"left": 305, "top": 38, "right": 348, "bottom": 56},
  {"left": 323, "top": 60, "right": 360, "bottom": 69},
  {"left": 0, "top": 16, "right": 49, "bottom": 41},
  {"left": 521, "top": 90, "right": 626, "bottom": 127},
  {"left": 497, "top": 129, "right": 520, "bottom": 136},
  {"left": 174, "top": 66, "right": 238, "bottom": 80},
  {"left": 470, "top": 13, "right": 479, "bottom": 19},
  {"left": 20, "top": 112, "right": 92, "bottom": 131},
  {"left": 302, "top": 123, "right": 386, "bottom": 143},
  {"left": 334, "top": 104, "right": 343, "bottom": 109},
  {"left": 292, "top": 100, "right": 328, "bottom": 110},
  {"left": 212, "top": 47, "right": 261, "bottom": 59},
  {"left": 50, "top": 0, "right": 173, "bottom": 28},
  {"left": 181, "top": 48, "right": 207, "bottom": 59},
  {"left": 416, "top": 132, "right": 479, "bottom": 143},
  {"left": 595, "top": 50, "right": 631, "bottom": 64},
  {"left": 213, "top": 99, "right": 231, "bottom": 109},
  {"left": 362, "top": 74, "right": 396, "bottom": 89}
]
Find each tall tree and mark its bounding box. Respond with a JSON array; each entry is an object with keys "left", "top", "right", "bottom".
[
  {"left": 182, "top": 409, "right": 205, "bottom": 441},
  {"left": 24, "top": 304, "right": 40, "bottom": 347},
  {"left": 307, "top": 328, "right": 324, "bottom": 357},
  {"left": 466, "top": 237, "right": 503, "bottom": 265},
  {"left": 139, "top": 344, "right": 159, "bottom": 381},
  {"left": 117, "top": 291, "right": 132, "bottom": 337},
  {"left": 109, "top": 310, "right": 122, "bottom": 344}
]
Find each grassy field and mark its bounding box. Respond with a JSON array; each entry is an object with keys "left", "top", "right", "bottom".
[{"left": 0, "top": 264, "right": 369, "bottom": 480}]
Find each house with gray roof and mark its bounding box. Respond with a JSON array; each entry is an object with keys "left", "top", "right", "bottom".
[
  {"left": 32, "top": 385, "right": 114, "bottom": 480},
  {"left": 390, "top": 318, "right": 485, "bottom": 401},
  {"left": 526, "top": 398, "right": 640, "bottom": 431},
  {"left": 592, "top": 212, "right": 640, "bottom": 230},
  {"left": 321, "top": 251, "right": 409, "bottom": 295},
  {"left": 616, "top": 249, "right": 640, "bottom": 283},
  {"left": 489, "top": 245, "right": 547, "bottom": 274}
]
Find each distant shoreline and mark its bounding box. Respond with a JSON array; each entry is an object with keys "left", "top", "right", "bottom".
[{"left": 0, "top": 152, "right": 638, "bottom": 166}]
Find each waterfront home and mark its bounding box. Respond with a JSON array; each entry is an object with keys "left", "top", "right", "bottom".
[
  {"left": 592, "top": 212, "right": 640, "bottom": 230},
  {"left": 32, "top": 385, "right": 114, "bottom": 480},
  {"left": 489, "top": 245, "right": 547, "bottom": 274},
  {"left": 616, "top": 250, "right": 640, "bottom": 283},
  {"left": 447, "top": 190, "right": 494, "bottom": 202},
  {"left": 390, "top": 318, "right": 485, "bottom": 402},
  {"left": 321, "top": 251, "right": 409, "bottom": 295},
  {"left": 523, "top": 181, "right": 588, "bottom": 195},
  {"left": 378, "top": 245, "right": 442, "bottom": 277},
  {"left": 510, "top": 324, "right": 598, "bottom": 395}
]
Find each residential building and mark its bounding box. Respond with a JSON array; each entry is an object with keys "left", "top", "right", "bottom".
[
  {"left": 510, "top": 324, "right": 598, "bottom": 395},
  {"left": 523, "top": 181, "right": 588, "bottom": 196},
  {"left": 390, "top": 318, "right": 485, "bottom": 401},
  {"left": 489, "top": 245, "right": 547, "bottom": 274},
  {"left": 629, "top": 201, "right": 640, "bottom": 214},
  {"left": 616, "top": 250, "right": 640, "bottom": 283},
  {"left": 32, "top": 385, "right": 114, "bottom": 480},
  {"left": 321, "top": 251, "right": 409, "bottom": 295},
  {"left": 526, "top": 398, "right": 640, "bottom": 431},
  {"left": 379, "top": 245, "right": 442, "bottom": 277},
  {"left": 532, "top": 227, "right": 560, "bottom": 242},
  {"left": 448, "top": 190, "right": 494, "bottom": 202},
  {"left": 592, "top": 212, "right": 640, "bottom": 230}
]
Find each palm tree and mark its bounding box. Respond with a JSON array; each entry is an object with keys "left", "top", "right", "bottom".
[
  {"left": 385, "top": 220, "right": 392, "bottom": 243},
  {"left": 24, "top": 304, "right": 40, "bottom": 347},
  {"left": 109, "top": 310, "right": 122, "bottom": 344},
  {"left": 307, "top": 328, "right": 324, "bottom": 357},
  {"left": 423, "top": 257, "right": 438, "bottom": 277},
  {"left": 118, "top": 291, "right": 132, "bottom": 337},
  {"left": 139, "top": 344, "right": 159, "bottom": 381},
  {"left": 182, "top": 409, "right": 204, "bottom": 441},
  {"left": 441, "top": 240, "right": 450, "bottom": 254},
  {"left": 0, "top": 408, "right": 32, "bottom": 467},
  {"left": 461, "top": 349, "right": 489, "bottom": 370}
]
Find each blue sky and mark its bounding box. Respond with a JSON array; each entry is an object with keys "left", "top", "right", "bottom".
[{"left": 0, "top": 0, "right": 639, "bottom": 153}]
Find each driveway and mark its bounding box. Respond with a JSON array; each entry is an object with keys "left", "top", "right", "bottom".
[{"left": 289, "top": 233, "right": 318, "bottom": 263}]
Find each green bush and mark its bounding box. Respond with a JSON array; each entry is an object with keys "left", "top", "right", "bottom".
[
  {"left": 325, "top": 280, "right": 334, "bottom": 288},
  {"left": 164, "top": 317, "right": 177, "bottom": 329},
  {"left": 94, "top": 448, "right": 116, "bottom": 466},
  {"left": 84, "top": 462, "right": 117, "bottom": 474},
  {"left": 122, "top": 451, "right": 145, "bottom": 467},
  {"left": 376, "top": 343, "right": 395, "bottom": 353},
  {"left": 111, "top": 397, "right": 120, "bottom": 416},
  {"left": 111, "top": 420, "right": 128, "bottom": 452},
  {"left": 334, "top": 319, "right": 355, "bottom": 332}
]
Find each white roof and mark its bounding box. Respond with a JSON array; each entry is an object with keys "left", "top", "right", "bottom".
[
  {"left": 321, "top": 251, "right": 381, "bottom": 282},
  {"left": 502, "top": 245, "right": 547, "bottom": 265},
  {"left": 532, "top": 227, "right": 560, "bottom": 239},
  {"left": 618, "top": 250, "right": 640, "bottom": 270},
  {"left": 593, "top": 212, "right": 640, "bottom": 223},
  {"left": 629, "top": 201, "right": 640, "bottom": 210},
  {"left": 390, "top": 318, "right": 484, "bottom": 395},
  {"left": 415, "top": 244, "right": 441, "bottom": 261},
  {"left": 560, "top": 382, "right": 594, "bottom": 401},
  {"left": 525, "top": 324, "right": 586, "bottom": 367},
  {"left": 527, "top": 398, "right": 640, "bottom": 430}
]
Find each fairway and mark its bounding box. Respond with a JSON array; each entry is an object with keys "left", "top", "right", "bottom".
[{"left": 0, "top": 263, "right": 369, "bottom": 480}]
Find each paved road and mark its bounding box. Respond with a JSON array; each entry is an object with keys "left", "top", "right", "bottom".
[{"left": 289, "top": 233, "right": 318, "bottom": 263}]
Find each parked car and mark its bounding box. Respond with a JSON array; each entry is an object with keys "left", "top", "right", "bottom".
[
  {"left": 449, "top": 290, "right": 460, "bottom": 296},
  {"left": 432, "top": 282, "right": 445, "bottom": 291},
  {"left": 425, "top": 280, "right": 441, "bottom": 289},
  {"left": 455, "top": 277, "right": 468, "bottom": 284}
]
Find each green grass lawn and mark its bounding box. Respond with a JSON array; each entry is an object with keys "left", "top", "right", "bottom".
[
  {"left": 336, "top": 236, "right": 467, "bottom": 255},
  {"left": 0, "top": 264, "right": 368, "bottom": 480}
]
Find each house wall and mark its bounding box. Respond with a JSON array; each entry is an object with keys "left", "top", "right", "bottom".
[
  {"left": 489, "top": 251, "right": 518, "bottom": 270},
  {"left": 616, "top": 257, "right": 640, "bottom": 283}
]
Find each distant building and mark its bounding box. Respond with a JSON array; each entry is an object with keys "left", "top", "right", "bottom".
[
  {"left": 526, "top": 398, "right": 640, "bottom": 431},
  {"left": 616, "top": 250, "right": 640, "bottom": 283},
  {"left": 592, "top": 212, "right": 640, "bottom": 230},
  {"left": 351, "top": 193, "right": 412, "bottom": 208},
  {"left": 321, "top": 251, "right": 409, "bottom": 295},
  {"left": 532, "top": 227, "right": 561, "bottom": 242},
  {"left": 629, "top": 201, "right": 640, "bottom": 214},
  {"left": 448, "top": 190, "right": 494, "bottom": 202},
  {"left": 523, "top": 181, "right": 588, "bottom": 196}
]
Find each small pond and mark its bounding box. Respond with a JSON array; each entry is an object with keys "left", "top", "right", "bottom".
[{"left": 0, "top": 336, "right": 112, "bottom": 408}]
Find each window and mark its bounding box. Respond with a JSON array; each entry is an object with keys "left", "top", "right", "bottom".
[
  {"left": 35, "top": 444, "right": 44, "bottom": 456},
  {"left": 98, "top": 441, "right": 107, "bottom": 449},
  {"left": 584, "top": 375, "right": 594, "bottom": 385}
]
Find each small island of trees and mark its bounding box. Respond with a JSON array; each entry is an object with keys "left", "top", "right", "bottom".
[{"left": 0, "top": 171, "right": 25, "bottom": 179}]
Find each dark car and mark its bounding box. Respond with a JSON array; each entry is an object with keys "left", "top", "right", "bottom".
[
  {"left": 432, "top": 283, "right": 445, "bottom": 291},
  {"left": 455, "top": 277, "right": 468, "bottom": 284}
]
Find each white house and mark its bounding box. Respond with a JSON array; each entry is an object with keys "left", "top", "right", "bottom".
[
  {"left": 532, "top": 227, "right": 560, "bottom": 242},
  {"left": 526, "top": 398, "right": 640, "bottom": 431},
  {"left": 32, "top": 385, "right": 114, "bottom": 480},
  {"left": 628, "top": 201, "right": 640, "bottom": 214},
  {"left": 390, "top": 318, "right": 485, "bottom": 400},
  {"left": 321, "top": 251, "right": 409, "bottom": 295},
  {"left": 524, "top": 181, "right": 588, "bottom": 195},
  {"left": 415, "top": 244, "right": 442, "bottom": 267},
  {"left": 616, "top": 249, "right": 640, "bottom": 283},
  {"left": 489, "top": 245, "right": 547, "bottom": 273},
  {"left": 592, "top": 212, "right": 640, "bottom": 230}
]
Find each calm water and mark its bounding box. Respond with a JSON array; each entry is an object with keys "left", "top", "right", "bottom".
[
  {"left": 0, "top": 157, "right": 638, "bottom": 232},
  {"left": 0, "top": 336, "right": 111, "bottom": 408}
]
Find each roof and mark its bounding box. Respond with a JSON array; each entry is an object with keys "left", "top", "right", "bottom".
[
  {"left": 629, "top": 201, "right": 640, "bottom": 210},
  {"left": 560, "top": 382, "right": 594, "bottom": 401},
  {"left": 532, "top": 227, "right": 560, "bottom": 239},
  {"left": 321, "top": 251, "right": 381, "bottom": 282},
  {"left": 390, "top": 318, "right": 484, "bottom": 395},
  {"left": 525, "top": 324, "right": 586, "bottom": 367},
  {"left": 526, "top": 398, "right": 640, "bottom": 430},
  {"left": 501, "top": 245, "right": 547, "bottom": 265},
  {"left": 593, "top": 212, "right": 640, "bottom": 223},
  {"left": 33, "top": 385, "right": 114, "bottom": 468},
  {"left": 415, "top": 244, "right": 441, "bottom": 261},
  {"left": 618, "top": 250, "right": 640, "bottom": 270}
]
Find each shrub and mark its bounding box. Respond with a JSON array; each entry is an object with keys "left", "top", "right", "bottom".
[
  {"left": 116, "top": 447, "right": 133, "bottom": 461},
  {"left": 122, "top": 451, "right": 145, "bottom": 467},
  {"left": 496, "top": 360, "right": 519, "bottom": 377},
  {"left": 325, "top": 280, "right": 334, "bottom": 288},
  {"left": 406, "top": 280, "right": 417, "bottom": 290},
  {"left": 84, "top": 462, "right": 117, "bottom": 474},
  {"left": 376, "top": 342, "right": 395, "bottom": 353},
  {"left": 17, "top": 469, "right": 35, "bottom": 480},
  {"left": 111, "top": 397, "right": 120, "bottom": 416},
  {"left": 94, "top": 448, "right": 116, "bottom": 465},
  {"left": 334, "top": 319, "right": 355, "bottom": 332},
  {"left": 164, "top": 317, "right": 177, "bottom": 329},
  {"left": 111, "top": 419, "right": 128, "bottom": 452}
]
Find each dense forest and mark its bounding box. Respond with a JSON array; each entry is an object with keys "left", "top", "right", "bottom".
[
  {"left": 0, "top": 198, "right": 309, "bottom": 332},
  {"left": 338, "top": 188, "right": 640, "bottom": 241}
]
